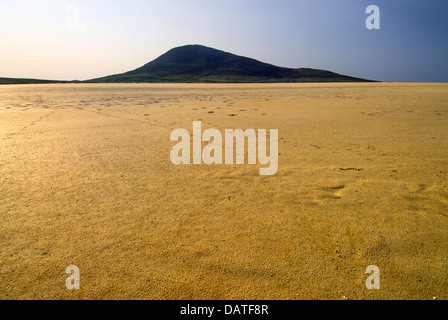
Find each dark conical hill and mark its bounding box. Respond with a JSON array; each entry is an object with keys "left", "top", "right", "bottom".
[{"left": 88, "top": 44, "right": 372, "bottom": 83}]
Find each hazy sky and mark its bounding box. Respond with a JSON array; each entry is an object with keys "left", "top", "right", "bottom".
[{"left": 1, "top": 0, "right": 447, "bottom": 82}]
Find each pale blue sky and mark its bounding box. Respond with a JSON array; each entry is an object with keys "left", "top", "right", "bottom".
[{"left": 0, "top": 0, "right": 447, "bottom": 82}]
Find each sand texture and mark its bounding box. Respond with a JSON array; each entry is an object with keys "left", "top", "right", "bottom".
[{"left": 1, "top": 83, "right": 447, "bottom": 300}]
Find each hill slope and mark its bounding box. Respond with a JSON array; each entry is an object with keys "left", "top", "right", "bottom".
[
  {"left": 88, "top": 45, "right": 373, "bottom": 83},
  {"left": 0, "top": 77, "right": 67, "bottom": 85}
]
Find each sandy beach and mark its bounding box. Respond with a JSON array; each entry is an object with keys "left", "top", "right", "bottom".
[{"left": 1, "top": 82, "right": 447, "bottom": 300}]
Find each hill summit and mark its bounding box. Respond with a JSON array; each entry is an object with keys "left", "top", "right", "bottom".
[{"left": 88, "top": 44, "right": 371, "bottom": 83}]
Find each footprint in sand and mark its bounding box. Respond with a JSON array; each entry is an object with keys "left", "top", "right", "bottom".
[
  {"left": 402, "top": 184, "right": 448, "bottom": 217},
  {"left": 317, "top": 185, "right": 346, "bottom": 200},
  {"left": 300, "top": 184, "right": 346, "bottom": 204}
]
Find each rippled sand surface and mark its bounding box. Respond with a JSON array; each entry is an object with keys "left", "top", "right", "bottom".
[{"left": 1, "top": 83, "right": 447, "bottom": 299}]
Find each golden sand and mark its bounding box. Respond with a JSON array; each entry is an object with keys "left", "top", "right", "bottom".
[{"left": 1, "top": 83, "right": 447, "bottom": 299}]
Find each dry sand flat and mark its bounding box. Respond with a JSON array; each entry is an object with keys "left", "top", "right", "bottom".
[{"left": 0, "top": 83, "right": 447, "bottom": 300}]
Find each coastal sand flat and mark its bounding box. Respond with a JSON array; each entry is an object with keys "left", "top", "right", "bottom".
[{"left": 1, "top": 83, "right": 447, "bottom": 299}]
